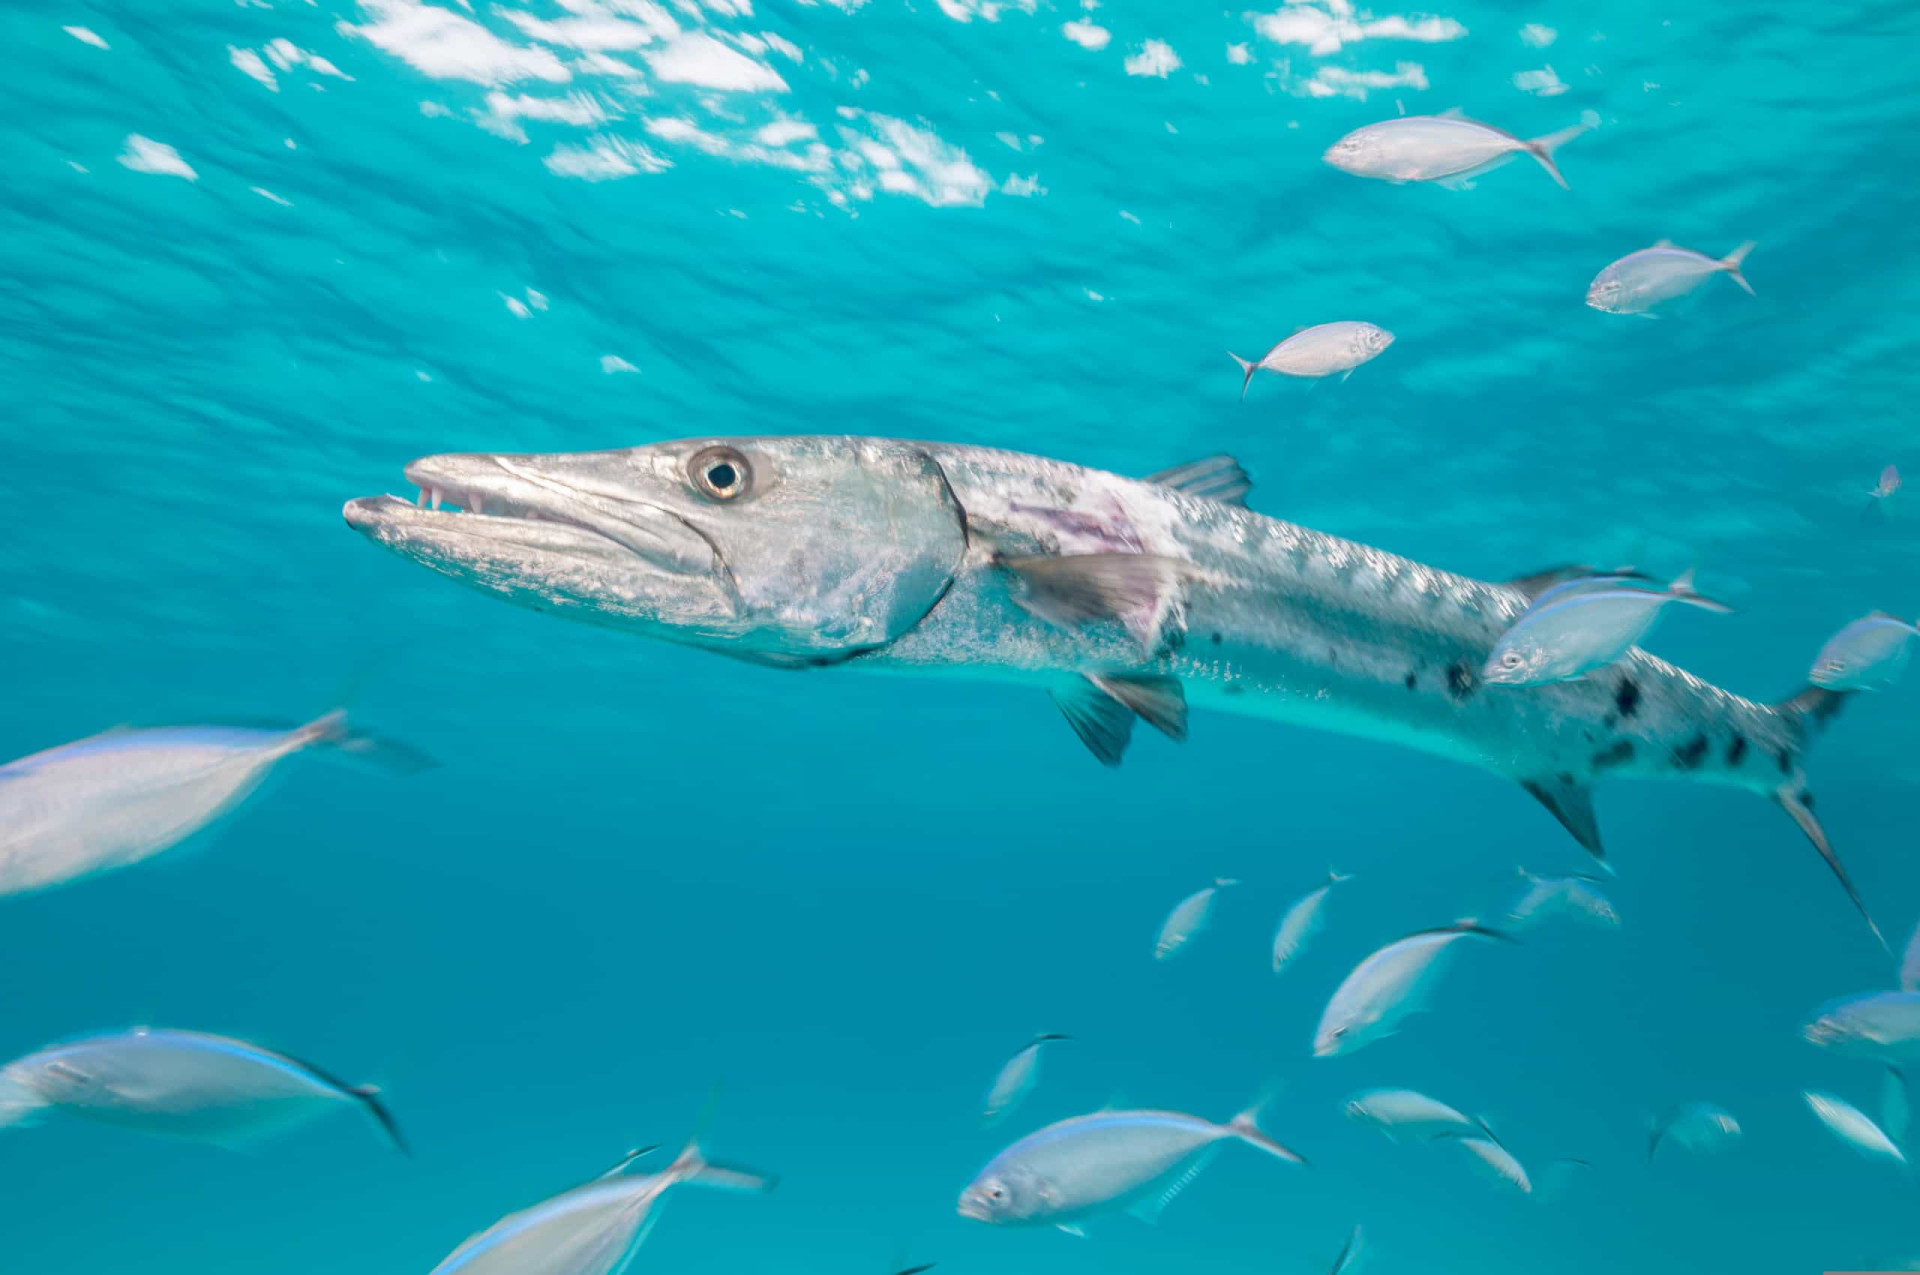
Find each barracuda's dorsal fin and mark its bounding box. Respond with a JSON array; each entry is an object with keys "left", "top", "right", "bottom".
[
  {"left": 1051, "top": 673, "right": 1188, "bottom": 766},
  {"left": 1143, "top": 455, "right": 1252, "bottom": 507},
  {"left": 1521, "top": 774, "right": 1604, "bottom": 863}
]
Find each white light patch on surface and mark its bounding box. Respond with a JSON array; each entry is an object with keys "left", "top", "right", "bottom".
[
  {"left": 1251, "top": 2, "right": 1465, "bottom": 57},
  {"left": 230, "top": 46, "right": 279, "bottom": 89},
  {"left": 337, "top": 0, "right": 571, "bottom": 85},
  {"left": 1301, "top": 60, "right": 1427, "bottom": 98},
  {"left": 644, "top": 31, "right": 786, "bottom": 90},
  {"left": 1520, "top": 22, "right": 1556, "bottom": 47},
  {"left": 64, "top": 25, "right": 109, "bottom": 49},
  {"left": 1513, "top": 65, "right": 1567, "bottom": 95},
  {"left": 544, "top": 134, "right": 672, "bottom": 178},
  {"left": 1124, "top": 39, "right": 1180, "bottom": 77},
  {"left": 251, "top": 186, "right": 294, "bottom": 204},
  {"left": 601, "top": 354, "right": 639, "bottom": 373},
  {"left": 1062, "top": 19, "right": 1109, "bottom": 49},
  {"left": 117, "top": 135, "right": 197, "bottom": 180}
]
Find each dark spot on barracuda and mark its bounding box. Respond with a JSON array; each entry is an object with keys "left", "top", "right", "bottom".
[
  {"left": 1777, "top": 749, "right": 1792, "bottom": 775},
  {"left": 1799, "top": 789, "right": 1815, "bottom": 811},
  {"left": 1615, "top": 678, "right": 1641, "bottom": 718},
  {"left": 1210, "top": 632, "right": 1222, "bottom": 645},
  {"left": 1445, "top": 661, "right": 1476, "bottom": 702},
  {"left": 1327, "top": 645, "right": 1340, "bottom": 667},
  {"left": 1601, "top": 713, "right": 1617, "bottom": 730},
  {"left": 1673, "top": 734, "right": 1709, "bottom": 769},
  {"left": 1592, "top": 740, "right": 1634, "bottom": 769},
  {"left": 1727, "top": 734, "right": 1748, "bottom": 765},
  {"left": 1403, "top": 672, "right": 1418, "bottom": 690},
  {"left": 1224, "top": 683, "right": 1245, "bottom": 697}
]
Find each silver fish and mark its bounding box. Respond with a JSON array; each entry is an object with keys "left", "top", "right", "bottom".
[
  {"left": 1902, "top": 918, "right": 1920, "bottom": 992},
  {"left": 958, "top": 1102, "right": 1304, "bottom": 1230},
  {"left": 1229, "top": 322, "right": 1393, "bottom": 395},
  {"left": 343, "top": 436, "right": 1885, "bottom": 945},
  {"left": 1313, "top": 921, "right": 1514, "bottom": 1058},
  {"left": 1810, "top": 612, "right": 1920, "bottom": 691},
  {"left": 1805, "top": 991, "right": 1920, "bottom": 1058},
  {"left": 984, "top": 1034, "right": 1069, "bottom": 1126},
  {"left": 1482, "top": 571, "right": 1731, "bottom": 687},
  {"left": 1323, "top": 111, "right": 1590, "bottom": 189},
  {"left": 1273, "top": 871, "right": 1351, "bottom": 975},
  {"left": 1884, "top": 1066, "right": 1910, "bottom": 1146},
  {"left": 1585, "top": 241, "right": 1755, "bottom": 315},
  {"left": 430, "top": 1135, "right": 773, "bottom": 1275},
  {"left": 1343, "top": 1087, "right": 1474, "bottom": 1139},
  {"left": 1455, "top": 1135, "right": 1531, "bottom": 1192},
  {"left": 0, "top": 1027, "right": 405, "bottom": 1151},
  {"left": 1508, "top": 869, "right": 1619, "bottom": 930},
  {"left": 1648, "top": 1102, "right": 1740, "bottom": 1158},
  {"left": 0, "top": 711, "right": 427, "bottom": 898},
  {"left": 1155, "top": 878, "right": 1237, "bottom": 961},
  {"left": 1805, "top": 1090, "right": 1905, "bottom": 1163},
  {"left": 1874, "top": 465, "right": 1902, "bottom": 500}
]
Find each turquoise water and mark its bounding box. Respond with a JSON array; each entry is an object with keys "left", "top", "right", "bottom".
[{"left": 5, "top": 0, "right": 1920, "bottom": 1270}]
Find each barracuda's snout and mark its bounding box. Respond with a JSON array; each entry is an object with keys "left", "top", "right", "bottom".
[{"left": 344, "top": 436, "right": 970, "bottom": 665}]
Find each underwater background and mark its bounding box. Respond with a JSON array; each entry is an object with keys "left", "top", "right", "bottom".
[{"left": 4, "top": 0, "right": 1920, "bottom": 1269}]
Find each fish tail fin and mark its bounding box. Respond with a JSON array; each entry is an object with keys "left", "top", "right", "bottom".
[
  {"left": 1772, "top": 685, "right": 1885, "bottom": 952},
  {"left": 666, "top": 1088, "right": 778, "bottom": 1193},
  {"left": 0, "top": 1075, "right": 48, "bottom": 1132},
  {"left": 1028, "top": 1032, "right": 1071, "bottom": 1048},
  {"left": 1229, "top": 352, "right": 1256, "bottom": 401},
  {"left": 1524, "top": 121, "right": 1589, "bottom": 189},
  {"left": 1328, "top": 869, "right": 1353, "bottom": 884},
  {"left": 1228, "top": 1098, "right": 1309, "bottom": 1165},
  {"left": 1668, "top": 567, "right": 1733, "bottom": 613},
  {"left": 1214, "top": 877, "right": 1240, "bottom": 889},
  {"left": 348, "top": 1084, "right": 411, "bottom": 1157},
  {"left": 305, "top": 710, "right": 438, "bottom": 775},
  {"left": 1722, "top": 241, "right": 1756, "bottom": 295}
]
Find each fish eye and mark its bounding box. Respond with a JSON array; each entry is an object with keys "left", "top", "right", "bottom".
[
  {"left": 1500, "top": 651, "right": 1524, "bottom": 668},
  {"left": 689, "top": 445, "right": 752, "bottom": 502}
]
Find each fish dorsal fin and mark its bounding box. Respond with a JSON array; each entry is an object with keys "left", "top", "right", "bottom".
[
  {"left": 1128, "top": 1143, "right": 1222, "bottom": 1225},
  {"left": 595, "top": 1145, "right": 660, "bottom": 1181},
  {"left": 1001, "top": 553, "right": 1192, "bottom": 654},
  {"left": 1099, "top": 1089, "right": 1134, "bottom": 1112},
  {"left": 1653, "top": 238, "right": 1674, "bottom": 248},
  {"left": 1438, "top": 106, "right": 1467, "bottom": 119},
  {"left": 1142, "top": 455, "right": 1252, "bottom": 507},
  {"left": 1520, "top": 775, "right": 1604, "bottom": 864}
]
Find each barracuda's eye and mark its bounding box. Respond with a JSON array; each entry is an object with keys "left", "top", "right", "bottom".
[{"left": 689, "top": 446, "right": 751, "bottom": 501}]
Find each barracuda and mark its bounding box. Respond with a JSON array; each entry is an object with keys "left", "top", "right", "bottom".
[{"left": 342, "top": 437, "right": 1876, "bottom": 944}]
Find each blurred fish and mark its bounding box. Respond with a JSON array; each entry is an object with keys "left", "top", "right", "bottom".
[
  {"left": 430, "top": 1133, "right": 774, "bottom": 1275},
  {"left": 1865, "top": 465, "right": 1902, "bottom": 524},
  {"left": 984, "top": 1034, "right": 1070, "bottom": 1126},
  {"left": 1585, "top": 241, "right": 1755, "bottom": 315},
  {"left": 1322, "top": 111, "right": 1590, "bottom": 189},
  {"left": 892, "top": 1267, "right": 936, "bottom": 1275},
  {"left": 1455, "top": 1134, "right": 1531, "bottom": 1193},
  {"left": 0, "top": 711, "right": 430, "bottom": 898},
  {"left": 1328, "top": 1224, "right": 1363, "bottom": 1275},
  {"left": 1805, "top": 991, "right": 1920, "bottom": 1058},
  {"left": 1804, "top": 1090, "right": 1906, "bottom": 1163},
  {"left": 1228, "top": 323, "right": 1393, "bottom": 396},
  {"left": 1481, "top": 571, "right": 1731, "bottom": 687},
  {"left": 958, "top": 1101, "right": 1305, "bottom": 1230},
  {"left": 1273, "top": 871, "right": 1351, "bottom": 975},
  {"left": 1343, "top": 1088, "right": 1474, "bottom": 1140},
  {"left": 1884, "top": 1067, "right": 1910, "bottom": 1146},
  {"left": 1314, "top": 921, "right": 1515, "bottom": 1058},
  {"left": 1902, "top": 920, "right": 1920, "bottom": 992},
  {"left": 1648, "top": 1102, "right": 1741, "bottom": 1159},
  {"left": 0, "top": 1027, "right": 405, "bottom": 1152},
  {"left": 1154, "top": 877, "right": 1237, "bottom": 961},
  {"left": 1809, "top": 613, "right": 1920, "bottom": 691},
  {"left": 1508, "top": 869, "right": 1620, "bottom": 931}
]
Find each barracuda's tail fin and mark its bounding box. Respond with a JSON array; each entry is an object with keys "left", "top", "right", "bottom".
[{"left": 1773, "top": 685, "right": 1886, "bottom": 953}]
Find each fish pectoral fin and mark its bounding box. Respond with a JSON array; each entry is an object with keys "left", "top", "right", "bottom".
[
  {"left": 1127, "top": 1144, "right": 1222, "bottom": 1225},
  {"left": 1776, "top": 785, "right": 1887, "bottom": 953},
  {"left": 1142, "top": 455, "right": 1252, "bottom": 508},
  {"left": 1088, "top": 673, "right": 1188, "bottom": 742},
  {"left": 1521, "top": 775, "right": 1604, "bottom": 864},
  {"left": 1003, "top": 553, "right": 1193, "bottom": 653},
  {"left": 1051, "top": 681, "right": 1135, "bottom": 767}
]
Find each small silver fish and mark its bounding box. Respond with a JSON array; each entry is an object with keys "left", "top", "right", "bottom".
[
  {"left": 1875, "top": 465, "right": 1902, "bottom": 500},
  {"left": 1884, "top": 1066, "right": 1910, "bottom": 1146},
  {"left": 1273, "top": 871, "right": 1351, "bottom": 975},
  {"left": 1343, "top": 1087, "right": 1474, "bottom": 1140},
  {"left": 1805, "top": 991, "right": 1920, "bottom": 1058},
  {"left": 0, "top": 1027, "right": 405, "bottom": 1151},
  {"left": 1154, "top": 877, "right": 1237, "bottom": 961},
  {"left": 0, "top": 711, "right": 427, "bottom": 898},
  {"left": 1482, "top": 571, "right": 1731, "bottom": 687},
  {"left": 1508, "top": 869, "right": 1619, "bottom": 930},
  {"left": 958, "top": 1102, "right": 1304, "bottom": 1230},
  {"left": 1314, "top": 921, "right": 1515, "bottom": 1058},
  {"left": 1455, "top": 1135, "right": 1531, "bottom": 1193},
  {"left": 430, "top": 1134, "right": 774, "bottom": 1275},
  {"left": 984, "top": 1034, "right": 1069, "bottom": 1126},
  {"left": 1810, "top": 612, "right": 1920, "bottom": 691},
  {"left": 1229, "top": 323, "right": 1393, "bottom": 396},
  {"left": 1585, "top": 241, "right": 1755, "bottom": 315},
  {"left": 1648, "top": 1102, "right": 1740, "bottom": 1159},
  {"left": 1323, "top": 111, "right": 1590, "bottom": 189},
  {"left": 1805, "top": 1090, "right": 1906, "bottom": 1163}
]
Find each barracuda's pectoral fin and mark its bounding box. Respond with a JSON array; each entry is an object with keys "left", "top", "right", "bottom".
[
  {"left": 1521, "top": 775, "right": 1604, "bottom": 864},
  {"left": 1776, "top": 785, "right": 1888, "bottom": 954},
  {"left": 1143, "top": 455, "right": 1252, "bottom": 507},
  {"left": 1051, "top": 674, "right": 1189, "bottom": 767},
  {"left": 1002, "top": 553, "right": 1192, "bottom": 653}
]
